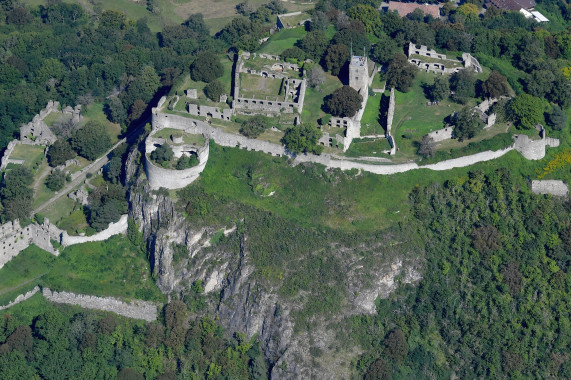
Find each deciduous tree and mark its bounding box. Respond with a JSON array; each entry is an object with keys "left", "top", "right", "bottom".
[
  {"left": 508, "top": 94, "right": 543, "bottom": 129},
  {"left": 190, "top": 51, "right": 223, "bottom": 83},
  {"left": 482, "top": 70, "right": 509, "bottom": 99},
  {"left": 386, "top": 54, "right": 418, "bottom": 93},
  {"left": 282, "top": 124, "right": 323, "bottom": 155},
  {"left": 324, "top": 44, "right": 349, "bottom": 76},
  {"left": 325, "top": 85, "right": 362, "bottom": 117}
]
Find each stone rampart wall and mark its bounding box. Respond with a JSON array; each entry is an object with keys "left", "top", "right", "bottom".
[
  {"left": 0, "top": 140, "right": 19, "bottom": 170},
  {"left": 62, "top": 215, "right": 128, "bottom": 246},
  {"left": 386, "top": 88, "right": 395, "bottom": 135},
  {"left": 513, "top": 134, "right": 559, "bottom": 160},
  {"left": 145, "top": 152, "right": 209, "bottom": 190},
  {"left": 188, "top": 104, "right": 232, "bottom": 121},
  {"left": 0, "top": 286, "right": 40, "bottom": 310},
  {"left": 0, "top": 214, "right": 130, "bottom": 269},
  {"left": 42, "top": 288, "right": 158, "bottom": 322},
  {"left": 234, "top": 97, "right": 299, "bottom": 114},
  {"left": 532, "top": 180, "right": 569, "bottom": 197},
  {"left": 0, "top": 220, "right": 60, "bottom": 270}
]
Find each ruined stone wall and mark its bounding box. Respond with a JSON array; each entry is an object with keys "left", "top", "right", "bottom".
[
  {"left": 188, "top": 104, "right": 232, "bottom": 121},
  {"left": 513, "top": 134, "right": 559, "bottom": 160},
  {"left": 0, "top": 214, "right": 130, "bottom": 269},
  {"left": 42, "top": 288, "right": 158, "bottom": 322},
  {"left": 61, "top": 215, "right": 128, "bottom": 246},
  {"left": 0, "top": 140, "right": 20, "bottom": 170},
  {"left": 145, "top": 137, "right": 209, "bottom": 190},
  {"left": 386, "top": 88, "right": 396, "bottom": 136},
  {"left": 462, "top": 53, "right": 482, "bottom": 73},
  {"left": 0, "top": 220, "right": 61, "bottom": 270},
  {"left": 532, "top": 180, "right": 569, "bottom": 197},
  {"left": 0, "top": 286, "right": 40, "bottom": 310}
]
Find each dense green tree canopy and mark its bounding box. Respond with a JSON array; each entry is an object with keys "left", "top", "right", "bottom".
[
  {"left": 282, "top": 124, "right": 323, "bottom": 155},
  {"left": 47, "top": 139, "right": 76, "bottom": 167},
  {"left": 239, "top": 115, "right": 271, "bottom": 138},
  {"left": 386, "top": 54, "right": 418, "bottom": 93},
  {"left": 204, "top": 80, "right": 224, "bottom": 102},
  {"left": 324, "top": 44, "right": 349, "bottom": 76},
  {"left": 190, "top": 52, "right": 224, "bottom": 83},
  {"left": 482, "top": 70, "right": 510, "bottom": 99},
  {"left": 451, "top": 106, "right": 485, "bottom": 140},
  {"left": 297, "top": 30, "right": 329, "bottom": 60},
  {"left": 325, "top": 85, "right": 363, "bottom": 118},
  {"left": 509, "top": 94, "right": 544, "bottom": 129},
  {"left": 71, "top": 121, "right": 112, "bottom": 160},
  {"left": 450, "top": 69, "right": 476, "bottom": 104},
  {"left": 428, "top": 76, "right": 450, "bottom": 102}
]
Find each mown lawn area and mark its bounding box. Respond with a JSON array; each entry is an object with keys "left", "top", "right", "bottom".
[
  {"left": 80, "top": 103, "right": 122, "bottom": 144},
  {"left": 0, "top": 236, "right": 166, "bottom": 305},
  {"left": 344, "top": 138, "right": 391, "bottom": 158},
  {"left": 258, "top": 27, "right": 307, "bottom": 55},
  {"left": 10, "top": 144, "right": 45, "bottom": 172},
  {"left": 38, "top": 196, "right": 79, "bottom": 228},
  {"left": 360, "top": 93, "right": 385, "bottom": 136},
  {"left": 391, "top": 72, "right": 473, "bottom": 160}
]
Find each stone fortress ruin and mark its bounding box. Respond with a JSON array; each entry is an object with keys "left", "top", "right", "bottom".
[
  {"left": 233, "top": 52, "right": 306, "bottom": 117},
  {"left": 323, "top": 54, "right": 375, "bottom": 151},
  {"left": 407, "top": 42, "right": 482, "bottom": 74},
  {"left": 184, "top": 52, "right": 306, "bottom": 126},
  {"left": 144, "top": 101, "right": 210, "bottom": 190}
]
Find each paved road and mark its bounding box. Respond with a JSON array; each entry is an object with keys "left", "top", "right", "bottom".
[{"left": 32, "top": 121, "right": 147, "bottom": 216}]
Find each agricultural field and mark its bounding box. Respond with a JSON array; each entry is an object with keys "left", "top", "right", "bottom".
[
  {"left": 258, "top": 27, "right": 307, "bottom": 55},
  {"left": 22, "top": 0, "right": 312, "bottom": 34}
]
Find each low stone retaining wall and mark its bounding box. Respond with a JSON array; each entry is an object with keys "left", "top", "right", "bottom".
[
  {"left": 0, "top": 286, "right": 40, "bottom": 310},
  {"left": 532, "top": 180, "right": 569, "bottom": 197},
  {"left": 42, "top": 288, "right": 159, "bottom": 322},
  {"left": 61, "top": 214, "right": 128, "bottom": 246}
]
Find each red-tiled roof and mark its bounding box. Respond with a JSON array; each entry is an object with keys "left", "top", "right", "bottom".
[{"left": 387, "top": 2, "right": 441, "bottom": 19}]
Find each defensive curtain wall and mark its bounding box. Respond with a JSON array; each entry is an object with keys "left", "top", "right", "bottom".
[
  {"left": 152, "top": 101, "right": 560, "bottom": 179},
  {"left": 0, "top": 215, "right": 128, "bottom": 270},
  {"left": 0, "top": 286, "right": 159, "bottom": 322},
  {"left": 144, "top": 128, "right": 210, "bottom": 190}
]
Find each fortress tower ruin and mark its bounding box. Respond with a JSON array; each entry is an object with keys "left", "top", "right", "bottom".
[{"left": 349, "top": 55, "right": 369, "bottom": 95}]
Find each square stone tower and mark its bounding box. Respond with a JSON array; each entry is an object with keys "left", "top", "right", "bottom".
[{"left": 349, "top": 55, "right": 368, "bottom": 95}]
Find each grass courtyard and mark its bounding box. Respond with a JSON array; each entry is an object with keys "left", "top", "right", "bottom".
[
  {"left": 239, "top": 74, "right": 284, "bottom": 99},
  {"left": 153, "top": 128, "right": 206, "bottom": 146}
]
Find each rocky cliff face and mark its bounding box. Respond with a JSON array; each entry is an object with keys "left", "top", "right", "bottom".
[{"left": 126, "top": 150, "right": 422, "bottom": 379}]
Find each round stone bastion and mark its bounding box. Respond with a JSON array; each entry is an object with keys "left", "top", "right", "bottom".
[{"left": 144, "top": 129, "right": 209, "bottom": 190}]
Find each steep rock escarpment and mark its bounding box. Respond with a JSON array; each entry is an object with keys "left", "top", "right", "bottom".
[{"left": 126, "top": 151, "right": 422, "bottom": 379}]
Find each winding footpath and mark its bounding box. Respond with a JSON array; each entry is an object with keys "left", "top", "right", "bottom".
[{"left": 33, "top": 121, "right": 147, "bottom": 216}]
